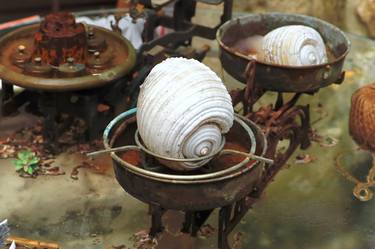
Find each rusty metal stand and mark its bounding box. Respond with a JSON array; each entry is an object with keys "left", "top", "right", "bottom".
[
  {"left": 210, "top": 61, "right": 312, "bottom": 249},
  {"left": 146, "top": 59, "right": 313, "bottom": 249}
]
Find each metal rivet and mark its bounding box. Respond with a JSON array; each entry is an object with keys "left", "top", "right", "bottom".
[
  {"left": 18, "top": 45, "right": 26, "bottom": 53},
  {"left": 323, "top": 65, "right": 331, "bottom": 80},
  {"left": 67, "top": 57, "right": 75, "bottom": 64},
  {"left": 88, "top": 28, "right": 95, "bottom": 38},
  {"left": 34, "top": 57, "right": 42, "bottom": 64}
]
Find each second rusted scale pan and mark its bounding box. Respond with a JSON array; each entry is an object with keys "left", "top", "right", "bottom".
[{"left": 217, "top": 12, "right": 351, "bottom": 92}]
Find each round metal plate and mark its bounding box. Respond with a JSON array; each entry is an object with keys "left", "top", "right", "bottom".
[{"left": 0, "top": 24, "right": 136, "bottom": 91}]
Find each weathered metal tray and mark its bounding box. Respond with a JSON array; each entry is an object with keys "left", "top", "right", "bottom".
[
  {"left": 0, "top": 24, "right": 136, "bottom": 91},
  {"left": 217, "top": 12, "right": 351, "bottom": 92}
]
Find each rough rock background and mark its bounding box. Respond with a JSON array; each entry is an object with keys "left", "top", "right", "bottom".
[{"left": 233, "top": 0, "right": 370, "bottom": 38}]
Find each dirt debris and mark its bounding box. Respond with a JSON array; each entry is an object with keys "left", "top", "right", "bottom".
[
  {"left": 295, "top": 154, "right": 316, "bottom": 164},
  {"left": 0, "top": 117, "right": 105, "bottom": 179}
]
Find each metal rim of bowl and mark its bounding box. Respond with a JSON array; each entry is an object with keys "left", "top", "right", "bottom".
[
  {"left": 103, "top": 108, "right": 267, "bottom": 184},
  {"left": 216, "top": 12, "right": 351, "bottom": 69}
]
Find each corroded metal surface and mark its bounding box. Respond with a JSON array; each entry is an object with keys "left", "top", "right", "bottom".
[
  {"left": 217, "top": 12, "right": 350, "bottom": 92},
  {"left": 0, "top": 17, "right": 136, "bottom": 91},
  {"left": 217, "top": 61, "right": 312, "bottom": 249},
  {"left": 34, "top": 12, "right": 87, "bottom": 66},
  {"left": 0, "top": 12, "right": 137, "bottom": 145}
]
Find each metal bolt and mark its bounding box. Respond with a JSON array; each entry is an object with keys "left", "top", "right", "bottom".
[
  {"left": 88, "top": 28, "right": 95, "bottom": 38},
  {"left": 94, "top": 51, "right": 100, "bottom": 59},
  {"left": 323, "top": 65, "right": 331, "bottom": 80},
  {"left": 34, "top": 57, "right": 42, "bottom": 64},
  {"left": 18, "top": 45, "right": 26, "bottom": 53},
  {"left": 67, "top": 57, "right": 75, "bottom": 64}
]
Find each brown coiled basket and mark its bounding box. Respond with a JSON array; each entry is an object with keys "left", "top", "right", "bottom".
[{"left": 349, "top": 84, "right": 375, "bottom": 151}]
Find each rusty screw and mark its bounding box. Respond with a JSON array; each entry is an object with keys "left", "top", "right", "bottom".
[
  {"left": 94, "top": 51, "right": 100, "bottom": 59},
  {"left": 17, "top": 45, "right": 26, "bottom": 53},
  {"left": 67, "top": 57, "right": 75, "bottom": 68},
  {"left": 88, "top": 28, "right": 95, "bottom": 39},
  {"left": 323, "top": 65, "right": 331, "bottom": 80},
  {"left": 34, "top": 57, "right": 42, "bottom": 65},
  {"left": 67, "top": 57, "right": 75, "bottom": 64}
]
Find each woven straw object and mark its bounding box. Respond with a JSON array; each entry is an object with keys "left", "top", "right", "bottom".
[{"left": 349, "top": 84, "right": 375, "bottom": 151}]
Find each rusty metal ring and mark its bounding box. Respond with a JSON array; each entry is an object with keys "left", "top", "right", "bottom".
[
  {"left": 353, "top": 183, "right": 374, "bottom": 202},
  {"left": 103, "top": 108, "right": 268, "bottom": 182}
]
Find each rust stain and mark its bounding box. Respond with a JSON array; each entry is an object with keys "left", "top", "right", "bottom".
[
  {"left": 121, "top": 150, "right": 141, "bottom": 167},
  {"left": 33, "top": 12, "right": 87, "bottom": 66}
]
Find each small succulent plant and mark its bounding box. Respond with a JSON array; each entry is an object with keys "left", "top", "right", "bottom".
[{"left": 12, "top": 150, "right": 40, "bottom": 175}]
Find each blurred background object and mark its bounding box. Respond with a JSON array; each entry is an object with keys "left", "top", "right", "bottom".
[
  {"left": 0, "top": 0, "right": 117, "bottom": 23},
  {"left": 232, "top": 0, "right": 369, "bottom": 38},
  {"left": 357, "top": 0, "right": 375, "bottom": 37},
  {"left": 1, "top": 0, "right": 374, "bottom": 38}
]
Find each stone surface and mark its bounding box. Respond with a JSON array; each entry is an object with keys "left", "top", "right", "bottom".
[{"left": 357, "top": 0, "right": 375, "bottom": 37}]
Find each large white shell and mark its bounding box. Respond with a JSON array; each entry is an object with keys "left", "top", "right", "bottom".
[
  {"left": 137, "top": 58, "right": 234, "bottom": 171},
  {"left": 261, "top": 25, "right": 328, "bottom": 66}
]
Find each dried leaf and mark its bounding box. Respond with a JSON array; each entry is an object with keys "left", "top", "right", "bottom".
[{"left": 295, "top": 154, "right": 316, "bottom": 164}]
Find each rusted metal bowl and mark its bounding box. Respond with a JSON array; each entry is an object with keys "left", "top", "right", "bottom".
[
  {"left": 104, "top": 109, "right": 268, "bottom": 211},
  {"left": 349, "top": 84, "right": 375, "bottom": 152},
  {"left": 0, "top": 24, "right": 136, "bottom": 91},
  {"left": 217, "top": 12, "right": 350, "bottom": 93}
]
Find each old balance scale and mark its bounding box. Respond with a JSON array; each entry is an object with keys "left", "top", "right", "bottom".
[
  {"left": 0, "top": 1, "right": 350, "bottom": 249},
  {"left": 97, "top": 10, "right": 350, "bottom": 249}
]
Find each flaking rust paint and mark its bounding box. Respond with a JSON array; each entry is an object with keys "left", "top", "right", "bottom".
[{"left": 33, "top": 12, "right": 87, "bottom": 66}]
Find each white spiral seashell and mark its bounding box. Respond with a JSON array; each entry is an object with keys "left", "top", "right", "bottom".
[
  {"left": 261, "top": 25, "right": 328, "bottom": 66},
  {"left": 137, "top": 58, "right": 234, "bottom": 171}
]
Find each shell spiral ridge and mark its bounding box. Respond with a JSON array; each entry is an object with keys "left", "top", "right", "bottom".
[
  {"left": 261, "top": 25, "right": 328, "bottom": 66},
  {"left": 137, "top": 57, "right": 234, "bottom": 171}
]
